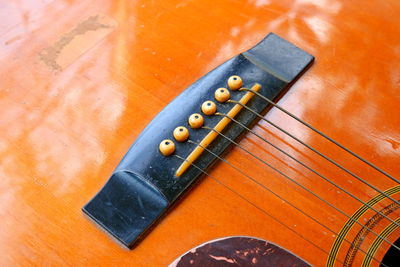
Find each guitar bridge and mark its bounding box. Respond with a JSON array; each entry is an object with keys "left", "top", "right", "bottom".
[{"left": 82, "top": 33, "right": 314, "bottom": 248}]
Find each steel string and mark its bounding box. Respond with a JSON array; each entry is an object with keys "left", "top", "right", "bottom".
[
  {"left": 215, "top": 112, "right": 400, "bottom": 229},
  {"left": 227, "top": 99, "right": 400, "bottom": 208},
  {"left": 174, "top": 152, "right": 386, "bottom": 266},
  {"left": 173, "top": 154, "right": 350, "bottom": 266},
  {"left": 200, "top": 126, "right": 400, "bottom": 252},
  {"left": 240, "top": 87, "right": 400, "bottom": 185}
]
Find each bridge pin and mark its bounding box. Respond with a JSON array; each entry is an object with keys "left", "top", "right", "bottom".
[
  {"left": 173, "top": 126, "right": 189, "bottom": 142},
  {"left": 227, "top": 75, "right": 243, "bottom": 90},
  {"left": 201, "top": 100, "right": 217, "bottom": 115},
  {"left": 159, "top": 139, "right": 175, "bottom": 156},
  {"left": 214, "top": 88, "right": 230, "bottom": 102},
  {"left": 188, "top": 113, "right": 204, "bottom": 128}
]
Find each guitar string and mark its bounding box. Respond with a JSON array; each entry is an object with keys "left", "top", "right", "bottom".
[
  {"left": 182, "top": 141, "right": 390, "bottom": 266},
  {"left": 173, "top": 153, "right": 386, "bottom": 266},
  {"left": 215, "top": 112, "right": 400, "bottom": 229},
  {"left": 227, "top": 99, "right": 400, "bottom": 208},
  {"left": 168, "top": 85, "right": 398, "bottom": 263},
  {"left": 191, "top": 131, "right": 400, "bottom": 253},
  {"left": 173, "top": 155, "right": 347, "bottom": 266},
  {"left": 240, "top": 87, "right": 400, "bottom": 185}
]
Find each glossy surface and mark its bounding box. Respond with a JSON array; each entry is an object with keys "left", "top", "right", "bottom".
[
  {"left": 188, "top": 113, "right": 204, "bottom": 129},
  {"left": 173, "top": 126, "right": 189, "bottom": 142},
  {"left": 201, "top": 100, "right": 217, "bottom": 115},
  {"left": 159, "top": 139, "right": 175, "bottom": 156},
  {"left": 227, "top": 75, "right": 243, "bottom": 90},
  {"left": 1, "top": 0, "right": 399, "bottom": 266},
  {"left": 214, "top": 87, "right": 230, "bottom": 103}
]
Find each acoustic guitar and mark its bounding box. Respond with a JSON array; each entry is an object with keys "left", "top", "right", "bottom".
[{"left": 1, "top": 0, "right": 399, "bottom": 266}]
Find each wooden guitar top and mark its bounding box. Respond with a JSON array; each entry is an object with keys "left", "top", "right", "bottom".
[{"left": 1, "top": 0, "right": 399, "bottom": 266}]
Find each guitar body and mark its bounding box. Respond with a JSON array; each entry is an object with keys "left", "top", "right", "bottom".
[{"left": 1, "top": 0, "right": 399, "bottom": 266}]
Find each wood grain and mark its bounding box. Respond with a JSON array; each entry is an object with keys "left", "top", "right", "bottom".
[{"left": 1, "top": 0, "right": 399, "bottom": 266}]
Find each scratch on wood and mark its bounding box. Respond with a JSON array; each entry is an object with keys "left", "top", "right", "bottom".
[{"left": 39, "top": 15, "right": 115, "bottom": 70}]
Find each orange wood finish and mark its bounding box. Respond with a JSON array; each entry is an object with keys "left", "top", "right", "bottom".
[{"left": 1, "top": 0, "right": 399, "bottom": 266}]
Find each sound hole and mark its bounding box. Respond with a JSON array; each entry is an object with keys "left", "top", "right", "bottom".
[{"left": 381, "top": 237, "right": 400, "bottom": 266}]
